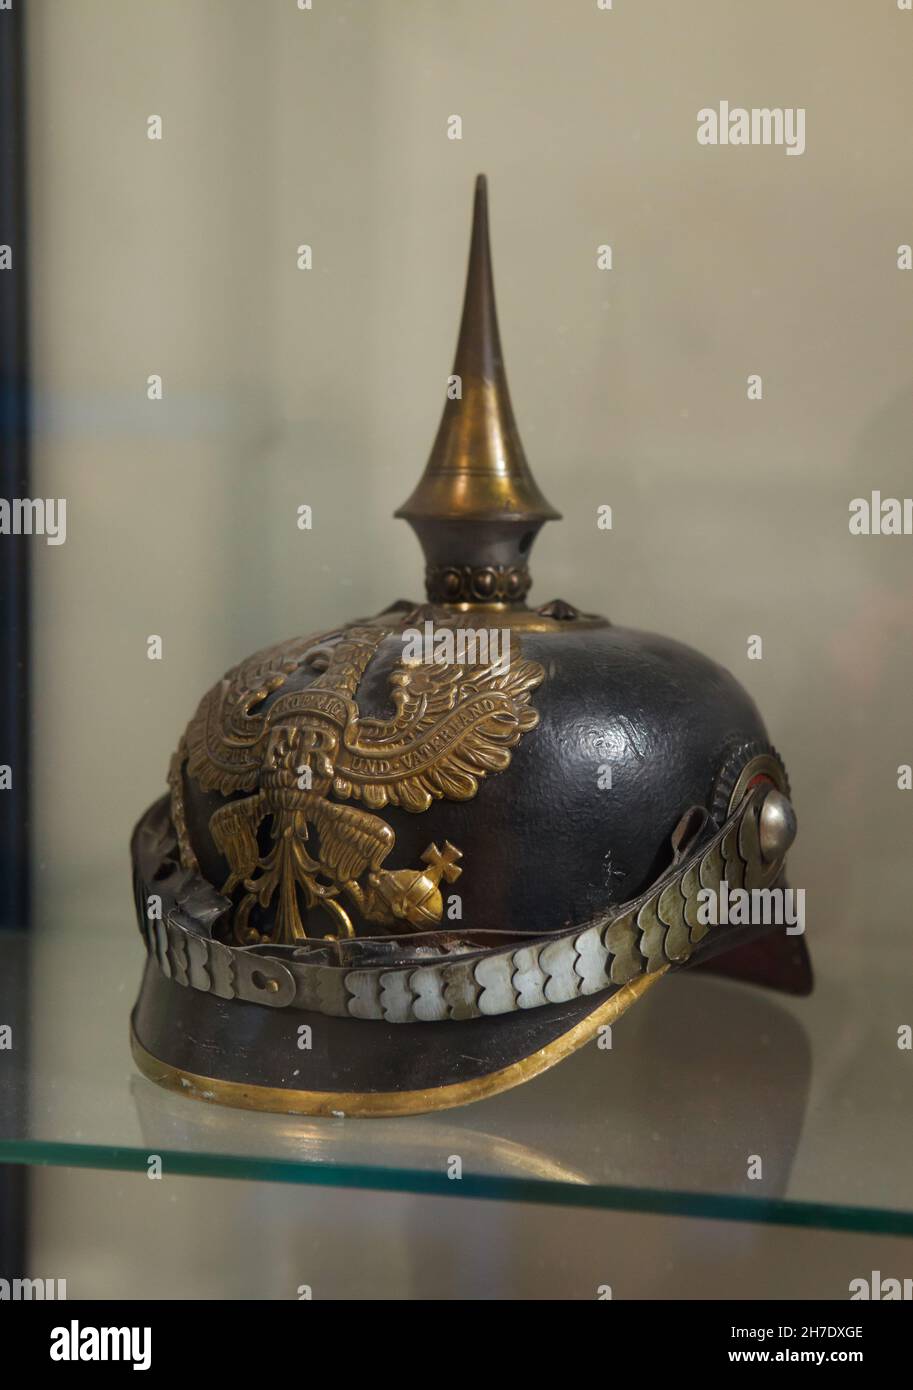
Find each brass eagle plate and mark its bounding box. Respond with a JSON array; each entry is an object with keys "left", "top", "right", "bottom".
[{"left": 171, "top": 625, "right": 544, "bottom": 945}]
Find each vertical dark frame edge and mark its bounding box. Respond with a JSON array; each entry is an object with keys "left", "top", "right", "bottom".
[
  {"left": 0, "top": 0, "right": 31, "bottom": 1283},
  {"left": 0, "top": 0, "right": 30, "bottom": 931}
]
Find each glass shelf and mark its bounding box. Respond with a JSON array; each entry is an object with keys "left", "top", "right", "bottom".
[{"left": 2, "top": 892, "right": 911, "bottom": 1235}]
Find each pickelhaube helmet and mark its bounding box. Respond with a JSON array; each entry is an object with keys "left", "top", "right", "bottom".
[{"left": 130, "top": 176, "right": 809, "bottom": 1117}]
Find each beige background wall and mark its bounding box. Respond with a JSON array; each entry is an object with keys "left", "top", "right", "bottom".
[{"left": 23, "top": 0, "right": 913, "bottom": 1296}]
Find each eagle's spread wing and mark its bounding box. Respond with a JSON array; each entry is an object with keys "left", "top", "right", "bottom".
[
  {"left": 307, "top": 796, "right": 395, "bottom": 882},
  {"left": 183, "top": 632, "right": 334, "bottom": 795},
  {"left": 333, "top": 652, "right": 544, "bottom": 812},
  {"left": 210, "top": 792, "right": 267, "bottom": 892}
]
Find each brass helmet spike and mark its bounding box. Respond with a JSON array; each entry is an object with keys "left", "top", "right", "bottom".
[{"left": 396, "top": 174, "right": 560, "bottom": 607}]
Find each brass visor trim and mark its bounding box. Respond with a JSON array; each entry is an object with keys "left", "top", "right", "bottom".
[{"left": 130, "top": 968, "right": 665, "bottom": 1119}]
